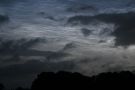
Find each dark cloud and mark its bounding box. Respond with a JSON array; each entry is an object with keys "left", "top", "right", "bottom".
[
  {"left": 0, "top": 15, "right": 9, "bottom": 24},
  {"left": 46, "top": 52, "right": 70, "bottom": 61},
  {"left": 0, "top": 38, "right": 71, "bottom": 63},
  {"left": 0, "top": 38, "right": 46, "bottom": 55},
  {"left": 1, "top": 54, "right": 21, "bottom": 63},
  {"left": 0, "top": 49, "right": 69, "bottom": 63},
  {"left": 38, "top": 12, "right": 56, "bottom": 21},
  {"left": 126, "top": 0, "right": 135, "bottom": 6},
  {"left": 0, "top": 0, "right": 15, "bottom": 4},
  {"left": 66, "top": 4, "right": 97, "bottom": 13},
  {"left": 0, "top": 0, "right": 27, "bottom": 6},
  {"left": 67, "top": 12, "right": 135, "bottom": 46},
  {"left": 81, "top": 28, "right": 92, "bottom": 37},
  {"left": 0, "top": 38, "right": 47, "bottom": 63},
  {"left": 62, "top": 42, "right": 76, "bottom": 51}
]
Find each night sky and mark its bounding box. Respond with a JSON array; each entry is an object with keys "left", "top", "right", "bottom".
[{"left": 0, "top": 0, "right": 135, "bottom": 88}]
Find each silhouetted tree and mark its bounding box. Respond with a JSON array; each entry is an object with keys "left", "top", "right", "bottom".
[
  {"left": 0, "top": 83, "right": 4, "bottom": 90},
  {"left": 31, "top": 71, "right": 94, "bottom": 90},
  {"left": 16, "top": 87, "right": 29, "bottom": 90},
  {"left": 31, "top": 71, "right": 135, "bottom": 90}
]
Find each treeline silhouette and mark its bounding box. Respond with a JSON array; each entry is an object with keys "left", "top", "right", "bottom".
[
  {"left": 1, "top": 71, "right": 135, "bottom": 90},
  {"left": 0, "top": 85, "right": 29, "bottom": 90},
  {"left": 31, "top": 71, "right": 135, "bottom": 89},
  {"left": 0, "top": 83, "right": 4, "bottom": 90}
]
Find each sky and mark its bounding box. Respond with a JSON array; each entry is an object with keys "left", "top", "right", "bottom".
[{"left": 1, "top": 0, "right": 135, "bottom": 88}]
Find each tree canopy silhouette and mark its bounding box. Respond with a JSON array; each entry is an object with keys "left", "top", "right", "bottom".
[
  {"left": 31, "top": 71, "right": 135, "bottom": 90},
  {"left": 0, "top": 83, "right": 4, "bottom": 90}
]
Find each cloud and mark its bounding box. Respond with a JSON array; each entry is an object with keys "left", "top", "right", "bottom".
[
  {"left": 0, "top": 38, "right": 46, "bottom": 54},
  {"left": 46, "top": 52, "right": 70, "bottom": 61},
  {"left": 0, "top": 14, "right": 9, "bottom": 24},
  {"left": 67, "top": 12, "right": 135, "bottom": 46},
  {"left": 38, "top": 12, "right": 56, "bottom": 21},
  {"left": 0, "top": 38, "right": 47, "bottom": 64},
  {"left": 80, "top": 28, "right": 92, "bottom": 37},
  {"left": 66, "top": 4, "right": 98, "bottom": 13},
  {"left": 0, "top": 0, "right": 27, "bottom": 5},
  {"left": 62, "top": 42, "right": 76, "bottom": 51},
  {"left": 0, "top": 37, "right": 71, "bottom": 65}
]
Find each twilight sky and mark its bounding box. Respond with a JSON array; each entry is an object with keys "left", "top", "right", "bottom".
[{"left": 1, "top": 0, "right": 135, "bottom": 88}]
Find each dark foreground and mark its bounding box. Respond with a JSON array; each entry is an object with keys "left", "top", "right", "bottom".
[
  {"left": 31, "top": 71, "right": 135, "bottom": 90},
  {"left": 1, "top": 71, "right": 135, "bottom": 90}
]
